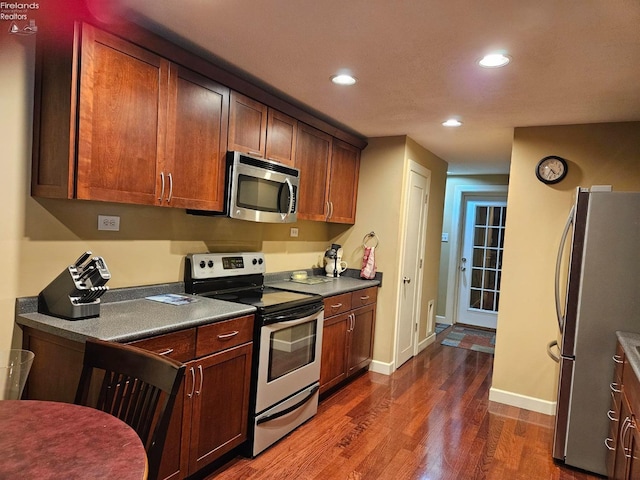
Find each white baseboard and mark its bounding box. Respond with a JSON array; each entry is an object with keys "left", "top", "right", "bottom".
[
  {"left": 488, "top": 387, "right": 557, "bottom": 416},
  {"left": 369, "top": 359, "right": 394, "bottom": 376},
  {"left": 435, "top": 315, "right": 450, "bottom": 325},
  {"left": 418, "top": 332, "right": 436, "bottom": 353}
]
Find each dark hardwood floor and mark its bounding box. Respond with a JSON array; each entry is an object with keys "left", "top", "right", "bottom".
[{"left": 208, "top": 329, "right": 602, "bottom": 480}]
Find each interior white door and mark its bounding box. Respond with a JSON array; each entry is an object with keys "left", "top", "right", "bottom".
[
  {"left": 456, "top": 198, "right": 507, "bottom": 329},
  {"left": 395, "top": 162, "right": 430, "bottom": 369}
]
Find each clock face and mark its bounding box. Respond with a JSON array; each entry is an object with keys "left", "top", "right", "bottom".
[{"left": 536, "top": 156, "right": 567, "bottom": 184}]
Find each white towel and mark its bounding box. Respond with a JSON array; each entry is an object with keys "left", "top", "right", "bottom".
[{"left": 360, "top": 246, "right": 377, "bottom": 279}]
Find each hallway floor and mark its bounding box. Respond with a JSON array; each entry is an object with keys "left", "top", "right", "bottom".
[{"left": 209, "top": 329, "right": 601, "bottom": 480}]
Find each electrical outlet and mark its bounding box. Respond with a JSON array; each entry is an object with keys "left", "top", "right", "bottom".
[
  {"left": 98, "top": 215, "right": 120, "bottom": 231},
  {"left": 290, "top": 227, "right": 299, "bottom": 238}
]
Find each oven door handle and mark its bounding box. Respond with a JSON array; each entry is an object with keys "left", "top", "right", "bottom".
[
  {"left": 263, "top": 303, "right": 324, "bottom": 325},
  {"left": 256, "top": 384, "right": 320, "bottom": 426}
]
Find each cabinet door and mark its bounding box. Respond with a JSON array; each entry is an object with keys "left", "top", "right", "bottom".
[
  {"left": 164, "top": 65, "right": 229, "bottom": 210},
  {"left": 328, "top": 139, "right": 360, "bottom": 224},
  {"left": 77, "top": 24, "right": 168, "bottom": 205},
  {"left": 228, "top": 92, "right": 267, "bottom": 157},
  {"left": 187, "top": 343, "right": 252, "bottom": 473},
  {"left": 319, "top": 313, "right": 350, "bottom": 394},
  {"left": 265, "top": 109, "right": 297, "bottom": 166},
  {"left": 295, "top": 123, "right": 332, "bottom": 221},
  {"left": 157, "top": 379, "right": 186, "bottom": 480},
  {"left": 347, "top": 304, "right": 376, "bottom": 377}
]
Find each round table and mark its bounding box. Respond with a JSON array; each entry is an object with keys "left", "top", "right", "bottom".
[{"left": 0, "top": 400, "right": 148, "bottom": 479}]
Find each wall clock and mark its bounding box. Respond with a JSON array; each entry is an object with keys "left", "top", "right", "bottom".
[{"left": 535, "top": 155, "right": 568, "bottom": 184}]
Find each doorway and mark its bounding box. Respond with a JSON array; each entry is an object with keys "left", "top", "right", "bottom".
[
  {"left": 456, "top": 197, "right": 507, "bottom": 329},
  {"left": 395, "top": 160, "right": 430, "bottom": 369}
]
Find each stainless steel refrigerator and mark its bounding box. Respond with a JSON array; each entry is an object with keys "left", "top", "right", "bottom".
[{"left": 550, "top": 187, "right": 640, "bottom": 475}]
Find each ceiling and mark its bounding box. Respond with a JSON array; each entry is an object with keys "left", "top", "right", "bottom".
[{"left": 105, "top": 0, "right": 640, "bottom": 174}]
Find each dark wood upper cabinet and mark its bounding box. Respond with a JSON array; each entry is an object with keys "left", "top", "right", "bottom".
[
  {"left": 228, "top": 92, "right": 268, "bottom": 157},
  {"left": 265, "top": 109, "right": 297, "bottom": 166},
  {"left": 76, "top": 25, "right": 168, "bottom": 205},
  {"left": 228, "top": 91, "right": 297, "bottom": 166},
  {"left": 295, "top": 126, "right": 360, "bottom": 224},
  {"left": 165, "top": 65, "right": 229, "bottom": 211},
  {"left": 31, "top": 19, "right": 364, "bottom": 220},
  {"left": 328, "top": 139, "right": 361, "bottom": 224},
  {"left": 295, "top": 123, "right": 332, "bottom": 222},
  {"left": 33, "top": 22, "right": 229, "bottom": 211}
]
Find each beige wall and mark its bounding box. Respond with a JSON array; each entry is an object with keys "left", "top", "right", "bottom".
[
  {"left": 492, "top": 122, "right": 640, "bottom": 405},
  {"left": 436, "top": 174, "right": 510, "bottom": 319},
  {"left": 334, "top": 136, "right": 447, "bottom": 366}
]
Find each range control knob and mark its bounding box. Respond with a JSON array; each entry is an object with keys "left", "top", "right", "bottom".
[
  {"left": 208, "top": 260, "right": 214, "bottom": 268},
  {"left": 252, "top": 258, "right": 258, "bottom": 265},
  {"left": 258, "top": 258, "right": 264, "bottom": 265},
  {"left": 199, "top": 260, "right": 206, "bottom": 269}
]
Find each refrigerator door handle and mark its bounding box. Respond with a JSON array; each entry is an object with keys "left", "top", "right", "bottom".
[
  {"left": 547, "top": 340, "right": 560, "bottom": 362},
  {"left": 555, "top": 205, "right": 575, "bottom": 332}
]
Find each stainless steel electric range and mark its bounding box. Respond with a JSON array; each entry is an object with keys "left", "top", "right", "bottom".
[{"left": 184, "top": 252, "right": 324, "bottom": 456}]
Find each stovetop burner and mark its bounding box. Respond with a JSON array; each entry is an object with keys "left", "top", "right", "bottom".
[{"left": 184, "top": 252, "right": 322, "bottom": 314}]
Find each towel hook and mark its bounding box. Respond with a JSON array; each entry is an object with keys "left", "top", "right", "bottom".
[{"left": 363, "top": 231, "right": 379, "bottom": 248}]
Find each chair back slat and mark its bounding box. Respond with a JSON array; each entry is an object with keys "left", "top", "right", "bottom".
[{"left": 75, "top": 338, "right": 185, "bottom": 480}]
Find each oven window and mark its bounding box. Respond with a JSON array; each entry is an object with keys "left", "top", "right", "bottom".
[
  {"left": 237, "top": 175, "right": 294, "bottom": 213},
  {"left": 268, "top": 320, "right": 317, "bottom": 382}
]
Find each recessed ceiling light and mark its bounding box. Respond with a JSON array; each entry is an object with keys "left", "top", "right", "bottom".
[
  {"left": 330, "top": 74, "right": 357, "bottom": 86},
  {"left": 442, "top": 119, "right": 463, "bottom": 127},
  {"left": 478, "top": 53, "right": 511, "bottom": 68}
]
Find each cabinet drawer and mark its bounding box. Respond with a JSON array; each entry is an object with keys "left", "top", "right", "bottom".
[
  {"left": 351, "top": 287, "right": 377, "bottom": 308},
  {"left": 324, "top": 293, "right": 352, "bottom": 318},
  {"left": 128, "top": 328, "right": 196, "bottom": 362},
  {"left": 196, "top": 315, "right": 254, "bottom": 357}
]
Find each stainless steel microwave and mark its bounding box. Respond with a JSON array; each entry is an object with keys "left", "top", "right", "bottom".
[{"left": 226, "top": 151, "right": 299, "bottom": 223}]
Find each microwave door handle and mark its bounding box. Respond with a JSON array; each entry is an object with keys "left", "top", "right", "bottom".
[
  {"left": 281, "top": 178, "right": 294, "bottom": 220},
  {"left": 555, "top": 205, "right": 575, "bottom": 333}
]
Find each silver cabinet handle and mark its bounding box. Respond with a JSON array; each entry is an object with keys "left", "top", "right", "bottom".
[
  {"left": 156, "top": 348, "right": 174, "bottom": 356},
  {"left": 331, "top": 303, "right": 343, "bottom": 310},
  {"left": 605, "top": 437, "right": 615, "bottom": 451},
  {"left": 187, "top": 366, "right": 196, "bottom": 398},
  {"left": 608, "top": 409, "right": 619, "bottom": 422},
  {"left": 613, "top": 354, "right": 623, "bottom": 364},
  {"left": 350, "top": 313, "right": 355, "bottom": 332},
  {"left": 217, "top": 331, "right": 239, "bottom": 340},
  {"left": 327, "top": 201, "right": 333, "bottom": 220},
  {"left": 281, "top": 177, "right": 294, "bottom": 220},
  {"left": 167, "top": 172, "right": 173, "bottom": 203},
  {"left": 159, "top": 171, "right": 165, "bottom": 202},
  {"left": 195, "top": 364, "right": 203, "bottom": 396},
  {"left": 611, "top": 382, "right": 622, "bottom": 393},
  {"left": 359, "top": 295, "right": 370, "bottom": 301}
]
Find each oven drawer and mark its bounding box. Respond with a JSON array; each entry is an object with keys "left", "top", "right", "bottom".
[
  {"left": 351, "top": 287, "right": 377, "bottom": 308},
  {"left": 324, "top": 293, "right": 352, "bottom": 318},
  {"left": 196, "top": 314, "right": 254, "bottom": 357},
  {"left": 128, "top": 328, "right": 196, "bottom": 362}
]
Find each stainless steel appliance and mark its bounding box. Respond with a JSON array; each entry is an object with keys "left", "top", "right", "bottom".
[
  {"left": 225, "top": 151, "right": 299, "bottom": 223},
  {"left": 549, "top": 187, "right": 640, "bottom": 475},
  {"left": 184, "top": 252, "right": 323, "bottom": 456},
  {"left": 38, "top": 251, "right": 111, "bottom": 319}
]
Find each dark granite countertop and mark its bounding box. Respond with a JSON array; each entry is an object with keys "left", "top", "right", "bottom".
[
  {"left": 15, "top": 282, "right": 255, "bottom": 343},
  {"left": 15, "top": 269, "right": 381, "bottom": 344},
  {"left": 617, "top": 331, "right": 640, "bottom": 381}
]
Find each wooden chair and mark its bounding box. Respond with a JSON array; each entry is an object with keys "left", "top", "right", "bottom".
[{"left": 75, "top": 338, "right": 186, "bottom": 480}]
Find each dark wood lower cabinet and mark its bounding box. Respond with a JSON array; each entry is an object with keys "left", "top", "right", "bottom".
[
  {"left": 22, "top": 314, "right": 254, "bottom": 480},
  {"left": 608, "top": 339, "right": 640, "bottom": 480},
  {"left": 319, "top": 287, "right": 377, "bottom": 396}
]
